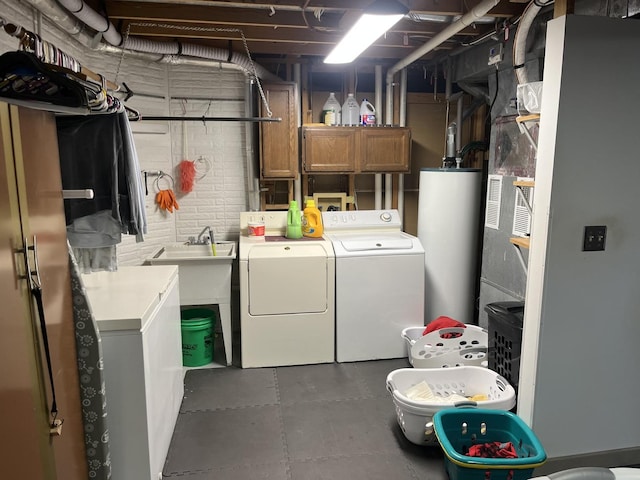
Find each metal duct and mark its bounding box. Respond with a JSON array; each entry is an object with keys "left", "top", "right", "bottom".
[{"left": 52, "top": 0, "right": 278, "bottom": 80}]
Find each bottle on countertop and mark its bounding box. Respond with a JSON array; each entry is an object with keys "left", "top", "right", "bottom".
[
  {"left": 360, "top": 98, "right": 376, "bottom": 126},
  {"left": 321, "top": 92, "right": 342, "bottom": 126},
  {"left": 285, "top": 200, "right": 303, "bottom": 239},
  {"left": 301, "top": 199, "right": 324, "bottom": 238},
  {"left": 341, "top": 93, "right": 360, "bottom": 126}
]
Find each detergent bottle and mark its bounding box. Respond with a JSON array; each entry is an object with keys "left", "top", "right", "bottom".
[
  {"left": 341, "top": 93, "right": 360, "bottom": 126},
  {"left": 302, "top": 199, "right": 324, "bottom": 238},
  {"left": 321, "top": 92, "right": 342, "bottom": 126},
  {"left": 285, "top": 200, "right": 303, "bottom": 239},
  {"left": 360, "top": 98, "right": 376, "bottom": 125}
]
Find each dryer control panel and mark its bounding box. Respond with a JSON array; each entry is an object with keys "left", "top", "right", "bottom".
[{"left": 322, "top": 209, "right": 402, "bottom": 231}]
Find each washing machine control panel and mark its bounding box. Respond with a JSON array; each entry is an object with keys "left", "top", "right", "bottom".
[{"left": 322, "top": 209, "right": 402, "bottom": 231}]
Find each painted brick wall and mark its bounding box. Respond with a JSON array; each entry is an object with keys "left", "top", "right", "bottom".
[{"left": 1, "top": 0, "right": 251, "bottom": 267}]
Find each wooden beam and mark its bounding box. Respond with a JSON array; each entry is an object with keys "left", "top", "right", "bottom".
[
  {"left": 107, "top": 2, "right": 342, "bottom": 28},
  {"left": 554, "top": 0, "right": 575, "bottom": 18}
]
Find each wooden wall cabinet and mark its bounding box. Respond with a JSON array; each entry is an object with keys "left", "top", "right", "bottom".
[
  {"left": 302, "top": 126, "right": 357, "bottom": 172},
  {"left": 301, "top": 126, "right": 411, "bottom": 174},
  {"left": 260, "top": 82, "right": 299, "bottom": 179},
  {"left": 359, "top": 127, "right": 411, "bottom": 172}
]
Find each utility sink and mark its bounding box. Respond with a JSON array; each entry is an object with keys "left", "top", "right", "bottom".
[
  {"left": 146, "top": 241, "right": 236, "bottom": 306},
  {"left": 146, "top": 240, "right": 237, "bottom": 366},
  {"left": 152, "top": 242, "right": 236, "bottom": 260}
]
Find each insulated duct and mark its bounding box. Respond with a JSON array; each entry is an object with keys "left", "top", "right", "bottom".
[
  {"left": 513, "top": 0, "right": 542, "bottom": 85},
  {"left": 53, "top": 0, "right": 278, "bottom": 81}
]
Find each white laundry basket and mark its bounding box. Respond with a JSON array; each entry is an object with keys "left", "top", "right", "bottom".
[
  {"left": 401, "top": 325, "right": 488, "bottom": 368},
  {"left": 386, "top": 366, "right": 516, "bottom": 446}
]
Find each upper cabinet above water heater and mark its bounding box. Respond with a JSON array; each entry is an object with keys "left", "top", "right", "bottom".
[{"left": 301, "top": 125, "right": 411, "bottom": 174}]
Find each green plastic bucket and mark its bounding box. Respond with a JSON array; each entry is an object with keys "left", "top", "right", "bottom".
[{"left": 180, "top": 308, "right": 215, "bottom": 367}]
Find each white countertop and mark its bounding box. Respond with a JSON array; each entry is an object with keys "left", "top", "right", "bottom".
[{"left": 82, "top": 265, "right": 179, "bottom": 332}]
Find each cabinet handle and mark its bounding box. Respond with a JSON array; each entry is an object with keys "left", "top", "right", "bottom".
[{"left": 20, "top": 236, "right": 61, "bottom": 432}]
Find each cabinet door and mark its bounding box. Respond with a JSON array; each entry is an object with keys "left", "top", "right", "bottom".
[
  {"left": 260, "top": 83, "right": 298, "bottom": 179},
  {"left": 359, "top": 127, "right": 411, "bottom": 173},
  {"left": 0, "top": 103, "right": 87, "bottom": 479},
  {"left": 302, "top": 126, "right": 357, "bottom": 173}
]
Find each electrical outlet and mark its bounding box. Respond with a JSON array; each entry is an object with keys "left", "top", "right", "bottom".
[
  {"left": 583, "top": 225, "right": 607, "bottom": 251},
  {"left": 488, "top": 44, "right": 503, "bottom": 66}
]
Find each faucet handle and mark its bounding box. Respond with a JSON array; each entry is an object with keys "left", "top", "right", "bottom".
[{"left": 188, "top": 236, "right": 196, "bottom": 244}]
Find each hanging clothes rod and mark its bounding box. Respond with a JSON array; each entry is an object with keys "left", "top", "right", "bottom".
[{"left": 138, "top": 116, "right": 282, "bottom": 123}]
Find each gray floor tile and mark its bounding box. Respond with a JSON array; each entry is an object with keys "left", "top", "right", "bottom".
[
  {"left": 388, "top": 423, "right": 448, "bottom": 479},
  {"left": 282, "top": 396, "right": 399, "bottom": 461},
  {"left": 289, "top": 453, "right": 419, "bottom": 480},
  {"left": 181, "top": 367, "right": 277, "bottom": 411},
  {"left": 164, "top": 406, "right": 286, "bottom": 474},
  {"left": 163, "top": 462, "right": 289, "bottom": 479},
  {"left": 277, "top": 363, "right": 368, "bottom": 405},
  {"left": 350, "top": 358, "right": 412, "bottom": 397}
]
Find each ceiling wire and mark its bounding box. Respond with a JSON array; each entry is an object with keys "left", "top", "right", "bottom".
[{"left": 127, "top": 21, "right": 272, "bottom": 117}]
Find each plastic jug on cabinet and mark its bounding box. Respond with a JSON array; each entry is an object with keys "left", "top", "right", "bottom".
[
  {"left": 302, "top": 199, "right": 324, "bottom": 238},
  {"left": 360, "top": 99, "right": 376, "bottom": 125},
  {"left": 341, "top": 93, "right": 360, "bottom": 126},
  {"left": 322, "top": 92, "right": 342, "bottom": 126},
  {"left": 286, "top": 200, "right": 303, "bottom": 239}
]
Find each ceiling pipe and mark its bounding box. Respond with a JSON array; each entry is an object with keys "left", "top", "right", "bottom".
[{"left": 386, "top": 0, "right": 502, "bottom": 85}]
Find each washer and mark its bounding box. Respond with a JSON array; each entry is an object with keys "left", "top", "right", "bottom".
[
  {"left": 322, "top": 209, "right": 425, "bottom": 362},
  {"left": 239, "top": 211, "right": 335, "bottom": 368}
]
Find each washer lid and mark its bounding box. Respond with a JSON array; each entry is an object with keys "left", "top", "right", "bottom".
[{"left": 337, "top": 233, "right": 414, "bottom": 252}]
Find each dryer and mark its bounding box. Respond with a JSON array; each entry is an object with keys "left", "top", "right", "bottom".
[
  {"left": 322, "top": 210, "right": 425, "bottom": 362},
  {"left": 239, "top": 212, "right": 335, "bottom": 368}
]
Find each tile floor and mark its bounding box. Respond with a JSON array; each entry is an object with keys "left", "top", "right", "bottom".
[{"left": 163, "top": 358, "right": 449, "bottom": 479}]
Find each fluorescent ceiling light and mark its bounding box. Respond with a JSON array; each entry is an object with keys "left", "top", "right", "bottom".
[{"left": 324, "top": 0, "right": 409, "bottom": 64}]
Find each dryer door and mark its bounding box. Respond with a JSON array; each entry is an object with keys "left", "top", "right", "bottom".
[{"left": 248, "top": 244, "right": 328, "bottom": 315}]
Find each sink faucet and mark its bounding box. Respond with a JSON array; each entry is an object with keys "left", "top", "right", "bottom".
[{"left": 196, "top": 226, "right": 213, "bottom": 245}]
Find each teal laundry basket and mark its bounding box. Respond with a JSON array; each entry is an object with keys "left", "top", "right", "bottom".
[
  {"left": 433, "top": 408, "right": 546, "bottom": 480},
  {"left": 180, "top": 308, "right": 215, "bottom": 367}
]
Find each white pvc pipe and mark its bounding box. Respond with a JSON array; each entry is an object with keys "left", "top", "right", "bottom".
[
  {"left": 398, "top": 67, "right": 408, "bottom": 221},
  {"left": 375, "top": 65, "right": 383, "bottom": 126},
  {"left": 386, "top": 0, "right": 502, "bottom": 84},
  {"left": 385, "top": 174, "right": 393, "bottom": 210},
  {"left": 375, "top": 175, "right": 382, "bottom": 209},
  {"left": 376, "top": 65, "right": 385, "bottom": 210},
  {"left": 293, "top": 63, "right": 302, "bottom": 207}
]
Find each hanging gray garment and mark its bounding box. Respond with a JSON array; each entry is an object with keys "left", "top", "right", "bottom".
[
  {"left": 67, "top": 210, "right": 121, "bottom": 273},
  {"left": 117, "top": 110, "right": 147, "bottom": 242},
  {"left": 68, "top": 243, "right": 112, "bottom": 480}
]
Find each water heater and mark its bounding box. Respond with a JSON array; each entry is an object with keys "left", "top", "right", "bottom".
[{"left": 417, "top": 168, "right": 482, "bottom": 325}]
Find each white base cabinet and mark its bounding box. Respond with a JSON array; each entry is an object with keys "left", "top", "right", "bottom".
[{"left": 83, "top": 266, "right": 184, "bottom": 480}]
